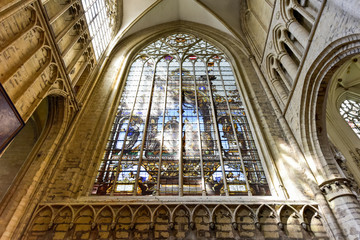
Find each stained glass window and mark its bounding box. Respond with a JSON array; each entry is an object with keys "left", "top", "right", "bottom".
[
  {"left": 92, "top": 33, "right": 270, "bottom": 196},
  {"left": 81, "top": 0, "right": 111, "bottom": 59},
  {"left": 340, "top": 99, "right": 360, "bottom": 138}
]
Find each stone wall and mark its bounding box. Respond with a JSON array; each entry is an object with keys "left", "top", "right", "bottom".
[
  {"left": 2, "top": 0, "right": 360, "bottom": 239},
  {"left": 25, "top": 202, "right": 327, "bottom": 240},
  {"left": 0, "top": 1, "right": 78, "bottom": 122}
]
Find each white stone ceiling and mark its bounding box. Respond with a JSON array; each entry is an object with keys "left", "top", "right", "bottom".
[
  {"left": 336, "top": 58, "right": 360, "bottom": 97},
  {"left": 111, "top": 0, "right": 244, "bottom": 47}
]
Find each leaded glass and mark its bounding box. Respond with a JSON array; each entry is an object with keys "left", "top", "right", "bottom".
[
  {"left": 340, "top": 99, "right": 360, "bottom": 138},
  {"left": 81, "top": 0, "right": 111, "bottom": 60},
  {"left": 92, "top": 33, "right": 270, "bottom": 196}
]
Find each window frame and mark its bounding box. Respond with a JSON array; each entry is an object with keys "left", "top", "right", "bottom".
[{"left": 91, "top": 33, "right": 274, "bottom": 198}]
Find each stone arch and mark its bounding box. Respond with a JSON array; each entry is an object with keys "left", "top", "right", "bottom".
[
  {"left": 95, "top": 205, "right": 115, "bottom": 239},
  {"left": 45, "top": 83, "right": 68, "bottom": 99},
  {"left": 153, "top": 205, "right": 171, "bottom": 239},
  {"left": 325, "top": 53, "right": 360, "bottom": 192},
  {"left": 72, "top": 205, "right": 96, "bottom": 239},
  {"left": 280, "top": 0, "right": 317, "bottom": 51},
  {"left": 272, "top": 24, "right": 299, "bottom": 85},
  {"left": 212, "top": 204, "right": 233, "bottom": 239},
  {"left": 172, "top": 204, "right": 191, "bottom": 239},
  {"left": 281, "top": 0, "right": 315, "bottom": 30},
  {"left": 110, "top": 22, "right": 251, "bottom": 61},
  {"left": 300, "top": 205, "right": 328, "bottom": 238},
  {"left": 266, "top": 53, "right": 290, "bottom": 107},
  {"left": 17, "top": 95, "right": 72, "bottom": 239},
  {"left": 26, "top": 205, "right": 54, "bottom": 239},
  {"left": 86, "top": 20, "right": 278, "bottom": 199},
  {"left": 132, "top": 205, "right": 152, "bottom": 239},
  {"left": 275, "top": 27, "right": 302, "bottom": 63},
  {"left": 233, "top": 205, "right": 256, "bottom": 239},
  {"left": 0, "top": 93, "right": 72, "bottom": 238},
  {"left": 273, "top": 25, "right": 287, "bottom": 55},
  {"left": 0, "top": 5, "right": 37, "bottom": 52},
  {"left": 211, "top": 204, "right": 232, "bottom": 222},
  {"left": 52, "top": 205, "right": 73, "bottom": 239},
  {"left": 300, "top": 34, "right": 360, "bottom": 181},
  {"left": 256, "top": 204, "right": 280, "bottom": 239},
  {"left": 280, "top": 0, "right": 293, "bottom": 22},
  {"left": 115, "top": 205, "right": 133, "bottom": 239},
  {"left": 191, "top": 204, "right": 211, "bottom": 239},
  {"left": 278, "top": 204, "right": 302, "bottom": 238}
]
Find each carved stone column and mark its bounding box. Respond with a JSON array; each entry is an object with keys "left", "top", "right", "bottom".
[
  {"left": 278, "top": 52, "right": 298, "bottom": 81},
  {"left": 320, "top": 178, "right": 360, "bottom": 238},
  {"left": 292, "top": 3, "right": 315, "bottom": 25},
  {"left": 287, "top": 20, "right": 309, "bottom": 48}
]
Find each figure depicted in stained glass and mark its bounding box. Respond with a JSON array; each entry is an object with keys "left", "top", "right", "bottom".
[
  {"left": 183, "top": 118, "right": 200, "bottom": 156},
  {"left": 93, "top": 33, "right": 270, "bottom": 196},
  {"left": 145, "top": 118, "right": 160, "bottom": 158},
  {"left": 124, "top": 117, "right": 142, "bottom": 151},
  {"left": 163, "top": 116, "right": 179, "bottom": 155}
]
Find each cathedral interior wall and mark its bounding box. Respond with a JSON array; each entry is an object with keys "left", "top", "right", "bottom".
[{"left": 1, "top": 0, "right": 360, "bottom": 239}]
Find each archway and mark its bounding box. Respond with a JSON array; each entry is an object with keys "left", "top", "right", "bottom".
[
  {"left": 0, "top": 97, "right": 49, "bottom": 201},
  {"left": 0, "top": 94, "right": 72, "bottom": 239},
  {"left": 91, "top": 30, "right": 271, "bottom": 197},
  {"left": 326, "top": 54, "right": 360, "bottom": 195},
  {"left": 300, "top": 34, "right": 360, "bottom": 239}
]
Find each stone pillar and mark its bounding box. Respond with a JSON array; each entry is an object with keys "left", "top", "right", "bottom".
[
  {"left": 284, "top": 39, "right": 302, "bottom": 61},
  {"left": 320, "top": 178, "right": 360, "bottom": 238},
  {"left": 278, "top": 52, "right": 298, "bottom": 81},
  {"left": 293, "top": 4, "right": 315, "bottom": 25},
  {"left": 287, "top": 20, "right": 309, "bottom": 48},
  {"left": 270, "top": 73, "right": 289, "bottom": 104},
  {"left": 275, "top": 65, "right": 291, "bottom": 90}
]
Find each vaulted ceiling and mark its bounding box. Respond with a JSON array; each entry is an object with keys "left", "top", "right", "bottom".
[
  {"left": 112, "top": 0, "right": 247, "bottom": 45},
  {"left": 108, "top": 0, "right": 275, "bottom": 62}
]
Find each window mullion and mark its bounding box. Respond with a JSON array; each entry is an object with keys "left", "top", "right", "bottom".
[
  {"left": 192, "top": 61, "right": 206, "bottom": 196},
  {"left": 179, "top": 61, "right": 184, "bottom": 196},
  {"left": 110, "top": 61, "right": 145, "bottom": 196},
  {"left": 133, "top": 60, "right": 157, "bottom": 195},
  {"left": 93, "top": 33, "right": 271, "bottom": 197},
  {"left": 103, "top": 116, "right": 122, "bottom": 184},
  {"left": 205, "top": 60, "right": 229, "bottom": 196},
  {"left": 156, "top": 61, "right": 170, "bottom": 196},
  {"left": 218, "top": 62, "right": 252, "bottom": 196}
]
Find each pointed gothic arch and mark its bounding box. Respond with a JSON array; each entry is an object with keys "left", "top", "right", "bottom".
[{"left": 91, "top": 27, "right": 274, "bottom": 198}]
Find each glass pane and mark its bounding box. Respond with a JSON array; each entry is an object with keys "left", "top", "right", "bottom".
[
  {"left": 340, "top": 99, "right": 360, "bottom": 138},
  {"left": 80, "top": 0, "right": 111, "bottom": 60},
  {"left": 92, "top": 33, "right": 270, "bottom": 197}
]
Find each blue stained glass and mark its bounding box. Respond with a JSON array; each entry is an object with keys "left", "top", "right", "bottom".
[
  {"left": 164, "top": 55, "right": 173, "bottom": 60},
  {"left": 93, "top": 33, "right": 270, "bottom": 197}
]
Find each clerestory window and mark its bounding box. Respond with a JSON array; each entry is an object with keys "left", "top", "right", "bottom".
[
  {"left": 92, "top": 33, "right": 270, "bottom": 196},
  {"left": 81, "top": 0, "right": 111, "bottom": 60},
  {"left": 340, "top": 99, "right": 360, "bottom": 138}
]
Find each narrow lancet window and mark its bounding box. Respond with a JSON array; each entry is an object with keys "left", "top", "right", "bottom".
[
  {"left": 81, "top": 0, "right": 111, "bottom": 59},
  {"left": 92, "top": 33, "right": 270, "bottom": 196}
]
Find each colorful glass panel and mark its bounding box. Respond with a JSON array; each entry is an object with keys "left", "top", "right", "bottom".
[
  {"left": 340, "top": 99, "right": 360, "bottom": 138},
  {"left": 92, "top": 33, "right": 270, "bottom": 196}
]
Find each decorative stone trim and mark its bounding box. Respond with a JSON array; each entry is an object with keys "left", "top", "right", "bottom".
[
  {"left": 319, "top": 178, "right": 355, "bottom": 201},
  {"left": 25, "top": 201, "right": 327, "bottom": 239}
]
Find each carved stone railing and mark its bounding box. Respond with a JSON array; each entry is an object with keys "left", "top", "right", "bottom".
[{"left": 25, "top": 198, "right": 329, "bottom": 239}]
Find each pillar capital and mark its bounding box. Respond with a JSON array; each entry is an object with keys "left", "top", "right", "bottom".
[{"left": 319, "top": 178, "right": 355, "bottom": 201}]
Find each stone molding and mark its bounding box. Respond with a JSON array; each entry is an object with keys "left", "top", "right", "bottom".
[
  {"left": 25, "top": 201, "right": 326, "bottom": 239},
  {"left": 319, "top": 178, "right": 355, "bottom": 202}
]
